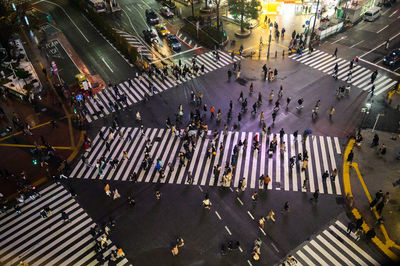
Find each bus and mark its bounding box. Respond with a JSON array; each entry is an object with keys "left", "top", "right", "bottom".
[{"left": 86, "top": 0, "right": 106, "bottom": 13}]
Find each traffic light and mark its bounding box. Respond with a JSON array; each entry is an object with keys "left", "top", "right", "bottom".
[
  {"left": 73, "top": 108, "right": 77, "bottom": 114},
  {"left": 33, "top": 158, "right": 38, "bottom": 165},
  {"left": 46, "top": 14, "right": 51, "bottom": 22}
]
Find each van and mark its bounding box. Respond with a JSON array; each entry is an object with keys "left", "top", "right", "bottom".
[{"left": 364, "top": 6, "right": 381, "bottom": 21}]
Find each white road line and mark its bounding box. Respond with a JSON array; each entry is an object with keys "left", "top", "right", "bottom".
[
  {"left": 270, "top": 242, "right": 279, "bottom": 253},
  {"left": 41, "top": 0, "right": 89, "bottom": 42},
  {"left": 316, "top": 235, "right": 354, "bottom": 265},
  {"left": 297, "top": 250, "right": 316, "bottom": 266},
  {"left": 247, "top": 260, "right": 253, "bottom": 266},
  {"left": 238, "top": 246, "right": 243, "bottom": 252},
  {"left": 225, "top": 225, "right": 232, "bottom": 235},
  {"left": 331, "top": 36, "right": 347, "bottom": 44},
  {"left": 360, "top": 31, "right": 400, "bottom": 59},
  {"left": 310, "top": 239, "right": 341, "bottom": 265},
  {"left": 259, "top": 227, "right": 266, "bottom": 235},
  {"left": 389, "top": 10, "right": 398, "bottom": 17},
  {"left": 237, "top": 197, "right": 244, "bottom": 205},
  {"left": 215, "top": 211, "right": 222, "bottom": 220},
  {"left": 323, "top": 230, "right": 366, "bottom": 264},
  {"left": 350, "top": 40, "right": 364, "bottom": 48},
  {"left": 359, "top": 58, "right": 400, "bottom": 76},
  {"left": 101, "top": 58, "right": 113, "bottom": 73},
  {"left": 377, "top": 25, "right": 388, "bottom": 34},
  {"left": 150, "top": 46, "right": 203, "bottom": 64},
  {"left": 304, "top": 245, "right": 329, "bottom": 265},
  {"left": 334, "top": 137, "right": 341, "bottom": 154},
  {"left": 198, "top": 185, "right": 203, "bottom": 192},
  {"left": 247, "top": 211, "right": 254, "bottom": 220}
]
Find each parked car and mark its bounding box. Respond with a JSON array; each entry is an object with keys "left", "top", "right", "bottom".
[
  {"left": 160, "top": 6, "right": 174, "bottom": 18},
  {"left": 143, "top": 29, "right": 158, "bottom": 44},
  {"left": 383, "top": 48, "right": 400, "bottom": 68},
  {"left": 155, "top": 23, "right": 170, "bottom": 37},
  {"left": 162, "top": 0, "right": 176, "bottom": 10},
  {"left": 167, "top": 35, "right": 181, "bottom": 51},
  {"left": 145, "top": 9, "right": 159, "bottom": 25}
]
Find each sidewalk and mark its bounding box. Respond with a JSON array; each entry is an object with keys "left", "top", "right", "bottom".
[
  {"left": 344, "top": 129, "right": 400, "bottom": 260},
  {"left": 0, "top": 29, "right": 83, "bottom": 200}
]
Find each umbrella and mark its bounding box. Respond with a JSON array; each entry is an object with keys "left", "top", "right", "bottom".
[{"left": 304, "top": 129, "right": 312, "bottom": 135}]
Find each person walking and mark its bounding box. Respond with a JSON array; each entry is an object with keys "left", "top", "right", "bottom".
[
  {"left": 104, "top": 184, "right": 111, "bottom": 197},
  {"left": 113, "top": 189, "right": 121, "bottom": 200},
  {"left": 266, "top": 209, "right": 276, "bottom": 222},
  {"left": 329, "top": 106, "right": 335, "bottom": 120},
  {"left": 333, "top": 47, "right": 338, "bottom": 58},
  {"left": 264, "top": 175, "right": 271, "bottom": 189},
  {"left": 155, "top": 190, "right": 161, "bottom": 200},
  {"left": 282, "top": 201, "right": 290, "bottom": 213},
  {"left": 330, "top": 168, "right": 338, "bottom": 181},
  {"left": 123, "top": 151, "right": 128, "bottom": 160},
  {"left": 259, "top": 216, "right": 265, "bottom": 229},
  {"left": 203, "top": 194, "right": 212, "bottom": 209},
  {"left": 237, "top": 177, "right": 246, "bottom": 192},
  {"left": 251, "top": 191, "right": 258, "bottom": 202},
  {"left": 376, "top": 192, "right": 390, "bottom": 215},
  {"left": 301, "top": 158, "right": 308, "bottom": 171},
  {"left": 210, "top": 106, "right": 215, "bottom": 119},
  {"left": 310, "top": 189, "right": 319, "bottom": 203},
  {"left": 347, "top": 149, "right": 354, "bottom": 164},
  {"left": 370, "top": 190, "right": 384, "bottom": 209},
  {"left": 61, "top": 211, "right": 70, "bottom": 222}
]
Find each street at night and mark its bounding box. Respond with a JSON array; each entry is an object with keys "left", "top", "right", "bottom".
[{"left": 0, "top": 0, "right": 399, "bottom": 265}]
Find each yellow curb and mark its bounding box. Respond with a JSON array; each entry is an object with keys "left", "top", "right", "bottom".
[
  {"left": 5, "top": 176, "right": 49, "bottom": 201},
  {"left": 343, "top": 139, "right": 400, "bottom": 261},
  {"left": 0, "top": 143, "right": 73, "bottom": 150},
  {"left": 0, "top": 116, "right": 67, "bottom": 143}
]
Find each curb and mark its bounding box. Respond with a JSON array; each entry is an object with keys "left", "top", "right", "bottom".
[{"left": 343, "top": 139, "right": 399, "bottom": 261}]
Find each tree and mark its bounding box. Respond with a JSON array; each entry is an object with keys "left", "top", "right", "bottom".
[
  {"left": 228, "top": 0, "right": 260, "bottom": 32},
  {"left": 188, "top": 0, "right": 195, "bottom": 18},
  {"left": 213, "top": 0, "right": 221, "bottom": 31}
]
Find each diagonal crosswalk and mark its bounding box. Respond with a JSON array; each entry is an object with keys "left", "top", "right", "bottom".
[
  {"left": 70, "top": 127, "right": 343, "bottom": 194},
  {"left": 0, "top": 183, "right": 130, "bottom": 266},
  {"left": 115, "top": 30, "right": 153, "bottom": 59},
  {"left": 289, "top": 219, "right": 382, "bottom": 266},
  {"left": 289, "top": 50, "right": 397, "bottom": 96},
  {"left": 82, "top": 51, "right": 240, "bottom": 123}
]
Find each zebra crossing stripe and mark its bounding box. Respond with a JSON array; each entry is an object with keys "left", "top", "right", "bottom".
[
  {"left": 69, "top": 128, "right": 342, "bottom": 194},
  {"left": 333, "top": 137, "right": 341, "bottom": 154},
  {"left": 290, "top": 50, "right": 396, "bottom": 96},
  {"left": 146, "top": 129, "right": 170, "bottom": 182},
  {"left": 233, "top": 132, "right": 246, "bottom": 187},
  {"left": 311, "top": 239, "right": 341, "bottom": 265},
  {"left": 304, "top": 244, "right": 329, "bottom": 265},
  {"left": 315, "top": 235, "right": 354, "bottom": 265},
  {"left": 297, "top": 250, "right": 316, "bottom": 266},
  {"left": 323, "top": 230, "right": 366, "bottom": 265},
  {"left": 329, "top": 226, "right": 379, "bottom": 265}
]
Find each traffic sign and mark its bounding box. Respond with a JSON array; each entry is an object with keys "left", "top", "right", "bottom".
[
  {"left": 76, "top": 94, "right": 83, "bottom": 101},
  {"left": 51, "top": 61, "right": 58, "bottom": 75},
  {"left": 306, "top": 20, "right": 310, "bottom": 25}
]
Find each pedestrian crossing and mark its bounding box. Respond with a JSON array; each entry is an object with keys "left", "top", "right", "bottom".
[
  {"left": 176, "top": 30, "right": 199, "bottom": 48},
  {"left": 115, "top": 30, "right": 153, "bottom": 58},
  {"left": 289, "top": 50, "right": 397, "bottom": 96},
  {"left": 289, "top": 219, "right": 382, "bottom": 266},
  {"left": 83, "top": 51, "right": 240, "bottom": 123},
  {"left": 0, "top": 183, "right": 130, "bottom": 266},
  {"left": 70, "top": 127, "right": 343, "bottom": 195}
]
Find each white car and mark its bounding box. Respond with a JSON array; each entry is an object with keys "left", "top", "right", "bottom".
[{"left": 160, "top": 6, "right": 174, "bottom": 18}]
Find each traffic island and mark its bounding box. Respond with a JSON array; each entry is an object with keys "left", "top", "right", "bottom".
[{"left": 234, "top": 29, "right": 251, "bottom": 38}]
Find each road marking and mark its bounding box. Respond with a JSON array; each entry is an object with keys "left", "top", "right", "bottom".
[
  {"left": 360, "top": 31, "right": 400, "bottom": 58},
  {"left": 236, "top": 197, "right": 244, "bottom": 205},
  {"left": 224, "top": 225, "right": 232, "bottom": 235},
  {"left": 0, "top": 143, "right": 72, "bottom": 149},
  {"left": 238, "top": 246, "right": 243, "bottom": 252},
  {"left": 359, "top": 58, "right": 400, "bottom": 76},
  {"left": 41, "top": 0, "right": 89, "bottom": 43},
  {"left": 229, "top": 187, "right": 233, "bottom": 192},
  {"left": 350, "top": 40, "right": 364, "bottom": 48},
  {"left": 389, "top": 10, "right": 398, "bottom": 17},
  {"left": 56, "top": 39, "right": 81, "bottom": 72},
  {"left": 259, "top": 227, "right": 266, "bottom": 235},
  {"left": 398, "top": 15, "right": 400, "bottom": 19},
  {"left": 126, "top": 6, "right": 131, "bottom": 11},
  {"left": 198, "top": 185, "right": 203, "bottom": 192},
  {"left": 101, "top": 58, "right": 114, "bottom": 72},
  {"left": 215, "top": 211, "right": 222, "bottom": 220},
  {"left": 247, "top": 211, "right": 254, "bottom": 220},
  {"left": 377, "top": 25, "right": 389, "bottom": 34},
  {"left": 150, "top": 46, "right": 203, "bottom": 64},
  {"left": 331, "top": 36, "right": 347, "bottom": 44},
  {"left": 271, "top": 242, "right": 279, "bottom": 252},
  {"left": 247, "top": 260, "right": 253, "bottom": 266}
]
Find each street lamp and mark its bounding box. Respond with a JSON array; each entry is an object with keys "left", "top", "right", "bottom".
[
  {"left": 308, "top": 0, "right": 320, "bottom": 50},
  {"left": 359, "top": 102, "right": 371, "bottom": 130},
  {"left": 267, "top": 23, "right": 273, "bottom": 59}
]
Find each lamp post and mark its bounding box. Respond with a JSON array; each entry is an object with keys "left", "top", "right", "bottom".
[
  {"left": 267, "top": 23, "right": 273, "bottom": 59},
  {"left": 359, "top": 102, "right": 371, "bottom": 130},
  {"left": 308, "top": 0, "right": 320, "bottom": 50}
]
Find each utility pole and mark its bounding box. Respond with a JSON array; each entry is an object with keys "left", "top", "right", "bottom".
[{"left": 308, "top": 0, "right": 320, "bottom": 50}]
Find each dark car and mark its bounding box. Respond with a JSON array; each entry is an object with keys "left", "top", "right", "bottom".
[
  {"left": 167, "top": 35, "right": 181, "bottom": 51},
  {"left": 145, "top": 9, "right": 159, "bottom": 25},
  {"left": 143, "top": 29, "right": 158, "bottom": 44},
  {"left": 383, "top": 48, "right": 400, "bottom": 68}
]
